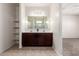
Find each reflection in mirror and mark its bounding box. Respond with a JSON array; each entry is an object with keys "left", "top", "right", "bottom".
[{"left": 27, "top": 16, "right": 48, "bottom": 30}]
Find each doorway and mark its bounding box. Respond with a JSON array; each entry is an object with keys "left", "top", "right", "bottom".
[{"left": 62, "top": 3, "right": 79, "bottom": 56}]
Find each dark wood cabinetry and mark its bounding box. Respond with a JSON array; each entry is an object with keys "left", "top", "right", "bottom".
[{"left": 22, "top": 33, "right": 53, "bottom": 47}]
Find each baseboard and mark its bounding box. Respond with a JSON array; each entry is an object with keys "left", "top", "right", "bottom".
[{"left": 63, "top": 38, "right": 79, "bottom": 39}]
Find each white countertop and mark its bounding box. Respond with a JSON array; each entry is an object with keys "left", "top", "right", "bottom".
[{"left": 22, "top": 31, "right": 53, "bottom": 33}]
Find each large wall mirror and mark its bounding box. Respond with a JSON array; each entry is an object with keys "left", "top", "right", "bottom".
[
  {"left": 27, "top": 16, "right": 48, "bottom": 30},
  {"left": 22, "top": 4, "right": 50, "bottom": 32}
]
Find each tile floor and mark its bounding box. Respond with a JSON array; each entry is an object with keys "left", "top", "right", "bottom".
[
  {"left": 0, "top": 45, "right": 57, "bottom": 56},
  {"left": 1, "top": 38, "right": 79, "bottom": 56},
  {"left": 63, "top": 38, "right": 79, "bottom": 56}
]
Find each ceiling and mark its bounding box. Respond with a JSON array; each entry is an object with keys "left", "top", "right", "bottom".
[
  {"left": 25, "top": 3, "right": 51, "bottom": 7},
  {"left": 62, "top": 4, "right": 79, "bottom": 15},
  {"left": 24, "top": 3, "right": 79, "bottom": 15}
]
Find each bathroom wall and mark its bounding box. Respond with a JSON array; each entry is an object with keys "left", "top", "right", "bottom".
[
  {"left": 20, "top": 4, "right": 63, "bottom": 55},
  {"left": 19, "top": 4, "right": 53, "bottom": 48},
  {"left": 21, "top": 4, "right": 51, "bottom": 32},
  {"left": 25, "top": 6, "right": 50, "bottom": 16},
  {"left": 62, "top": 15, "right": 79, "bottom": 38},
  {"left": 0, "top": 4, "right": 3, "bottom": 53},
  {"left": 0, "top": 3, "right": 16, "bottom": 53},
  {"left": 19, "top": 4, "right": 25, "bottom": 48},
  {"left": 50, "top": 4, "right": 62, "bottom": 55}
]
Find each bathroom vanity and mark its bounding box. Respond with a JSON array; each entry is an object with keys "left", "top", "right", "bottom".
[
  {"left": 20, "top": 4, "right": 53, "bottom": 47},
  {"left": 22, "top": 32, "right": 53, "bottom": 46}
]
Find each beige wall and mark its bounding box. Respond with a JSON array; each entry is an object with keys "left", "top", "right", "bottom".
[
  {"left": 0, "top": 3, "right": 17, "bottom": 53},
  {"left": 62, "top": 15, "right": 79, "bottom": 38}
]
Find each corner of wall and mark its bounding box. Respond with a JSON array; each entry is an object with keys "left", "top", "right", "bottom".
[{"left": 54, "top": 49, "right": 63, "bottom": 56}]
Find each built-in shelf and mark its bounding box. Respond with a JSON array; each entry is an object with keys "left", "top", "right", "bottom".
[
  {"left": 13, "top": 27, "right": 19, "bottom": 29},
  {"left": 13, "top": 33, "right": 19, "bottom": 35},
  {"left": 14, "top": 21, "right": 19, "bottom": 23},
  {"left": 13, "top": 20, "right": 19, "bottom": 42}
]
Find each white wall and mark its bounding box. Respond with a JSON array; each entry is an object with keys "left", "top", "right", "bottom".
[
  {"left": 0, "top": 3, "right": 16, "bottom": 53},
  {"left": 19, "top": 4, "right": 25, "bottom": 48},
  {"left": 62, "top": 15, "right": 79, "bottom": 38},
  {"left": 50, "top": 4, "right": 62, "bottom": 55},
  {"left": 25, "top": 6, "right": 50, "bottom": 16},
  {"left": 21, "top": 4, "right": 51, "bottom": 32}
]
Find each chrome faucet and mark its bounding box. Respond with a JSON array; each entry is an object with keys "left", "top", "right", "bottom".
[{"left": 37, "top": 28, "right": 39, "bottom": 32}]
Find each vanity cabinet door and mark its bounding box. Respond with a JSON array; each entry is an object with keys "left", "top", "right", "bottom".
[
  {"left": 32, "top": 33, "right": 39, "bottom": 46},
  {"left": 38, "top": 33, "right": 53, "bottom": 46},
  {"left": 22, "top": 33, "right": 33, "bottom": 46},
  {"left": 43, "top": 33, "right": 53, "bottom": 46},
  {"left": 37, "top": 34, "right": 45, "bottom": 46}
]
